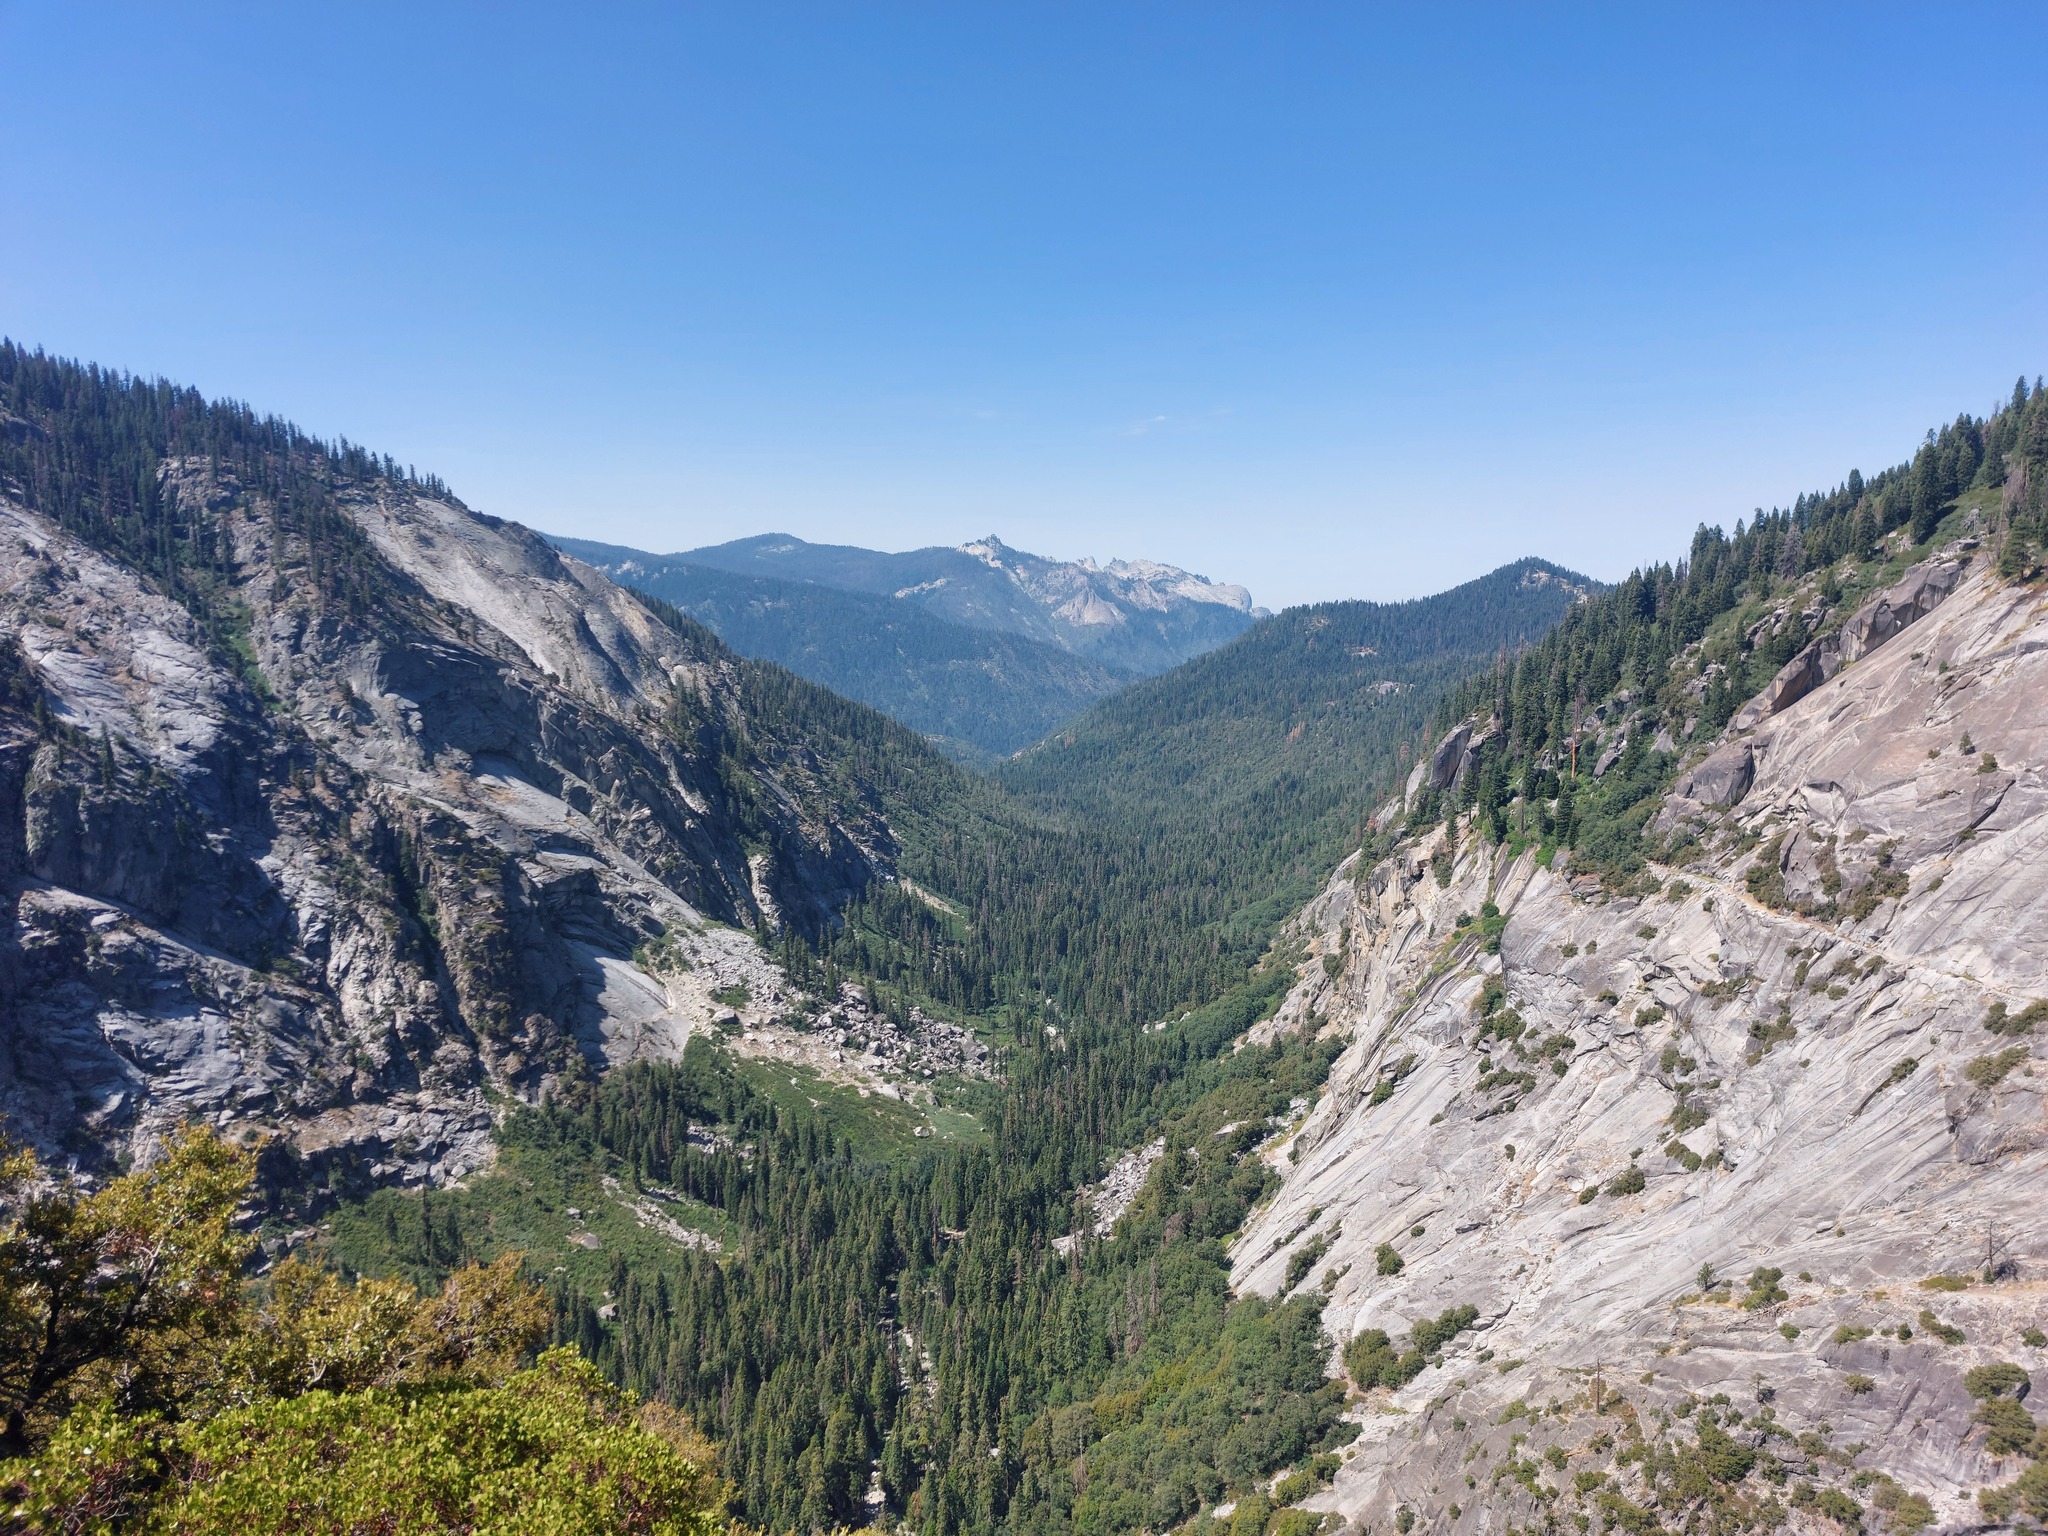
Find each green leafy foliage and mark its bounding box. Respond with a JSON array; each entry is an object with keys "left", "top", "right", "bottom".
[
  {"left": 1342, "top": 1306, "right": 1476, "bottom": 1392},
  {"left": 0, "top": 1126, "right": 251, "bottom": 1452},
  {"left": 0, "top": 1130, "right": 717, "bottom": 1536},
  {"left": 1984, "top": 999, "right": 2048, "bottom": 1036},
  {"left": 1918, "top": 1310, "right": 1965, "bottom": 1346},
  {"left": 144, "top": 1352, "right": 725, "bottom": 1536},
  {"left": 1741, "top": 1268, "right": 1788, "bottom": 1310}
]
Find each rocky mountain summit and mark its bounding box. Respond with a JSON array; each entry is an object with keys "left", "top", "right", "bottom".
[
  {"left": 578, "top": 529, "right": 1267, "bottom": 676},
  {"left": 1230, "top": 545, "right": 2046, "bottom": 1533},
  {"left": 0, "top": 370, "right": 978, "bottom": 1200}
]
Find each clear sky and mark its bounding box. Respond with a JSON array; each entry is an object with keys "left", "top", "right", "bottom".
[{"left": 2, "top": 3, "right": 2044, "bottom": 610}]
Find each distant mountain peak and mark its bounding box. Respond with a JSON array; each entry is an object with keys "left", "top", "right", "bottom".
[
  {"left": 634, "top": 529, "right": 1267, "bottom": 674},
  {"left": 956, "top": 533, "right": 1263, "bottom": 620}
]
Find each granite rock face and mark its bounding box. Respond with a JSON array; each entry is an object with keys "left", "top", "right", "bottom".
[
  {"left": 1729, "top": 554, "right": 1967, "bottom": 733},
  {"left": 1230, "top": 560, "right": 2047, "bottom": 1533},
  {"left": 1675, "top": 741, "right": 1755, "bottom": 807},
  {"left": 0, "top": 463, "right": 923, "bottom": 1199}
]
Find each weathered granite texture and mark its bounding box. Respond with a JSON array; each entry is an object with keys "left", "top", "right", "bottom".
[
  {"left": 1231, "top": 560, "right": 2047, "bottom": 1533},
  {"left": 0, "top": 463, "right": 925, "bottom": 1198}
]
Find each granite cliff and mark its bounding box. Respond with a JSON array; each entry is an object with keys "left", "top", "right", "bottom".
[
  {"left": 0, "top": 415, "right": 958, "bottom": 1201},
  {"left": 1229, "top": 542, "right": 2047, "bottom": 1533}
]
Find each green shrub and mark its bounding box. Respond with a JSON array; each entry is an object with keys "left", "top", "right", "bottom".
[
  {"left": 1780, "top": 1323, "right": 1800, "bottom": 1340},
  {"left": 1665, "top": 1139, "right": 1703, "bottom": 1172},
  {"left": 1375, "top": 1243, "right": 1404, "bottom": 1276},
  {"left": 1844, "top": 1373, "right": 1876, "bottom": 1395},
  {"left": 2023, "top": 1328, "right": 2047, "bottom": 1349},
  {"left": 1577, "top": 1186, "right": 1598, "bottom": 1205},
  {"left": 1975, "top": 1395, "right": 2039, "bottom": 1456},
  {"left": 1864, "top": 1475, "right": 1933, "bottom": 1534},
  {"left": 1919, "top": 1273, "right": 1972, "bottom": 1292},
  {"left": 1605, "top": 1165, "right": 1646, "bottom": 1198},
  {"left": 1984, "top": 1462, "right": 2048, "bottom": 1521},
  {"left": 1966, "top": 1046, "right": 2031, "bottom": 1089},
  {"left": 1409, "top": 1305, "right": 1480, "bottom": 1354},
  {"left": 1344, "top": 1330, "right": 1418, "bottom": 1391},
  {"left": 123, "top": 1351, "right": 729, "bottom": 1536},
  {"left": 1272, "top": 1469, "right": 1314, "bottom": 1506},
  {"left": 1285, "top": 1231, "right": 1335, "bottom": 1292},
  {"left": 1985, "top": 999, "right": 2048, "bottom": 1036},
  {"left": 1229, "top": 1491, "right": 1274, "bottom": 1536},
  {"left": 1696, "top": 1420, "right": 1756, "bottom": 1483},
  {"left": 1832, "top": 1325, "right": 1872, "bottom": 1345},
  {"left": 1746, "top": 1011, "right": 1798, "bottom": 1061},
  {"left": 1344, "top": 1307, "right": 1477, "bottom": 1392},
  {"left": 1743, "top": 1268, "right": 1788, "bottom": 1309},
  {"left": 1668, "top": 1098, "right": 1710, "bottom": 1135},
  {"left": 2017, "top": 1461, "right": 2048, "bottom": 1520},
  {"left": 1918, "top": 1309, "right": 1964, "bottom": 1345},
  {"left": 1963, "top": 1362, "right": 2030, "bottom": 1400},
  {"left": 1813, "top": 1485, "right": 1861, "bottom": 1526}
]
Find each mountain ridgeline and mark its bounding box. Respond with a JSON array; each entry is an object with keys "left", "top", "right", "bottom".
[
  {"left": 989, "top": 559, "right": 1597, "bottom": 956},
  {"left": 551, "top": 529, "right": 1266, "bottom": 761},
  {"left": 547, "top": 539, "right": 1127, "bottom": 761},
  {"left": 650, "top": 530, "right": 1265, "bottom": 673}
]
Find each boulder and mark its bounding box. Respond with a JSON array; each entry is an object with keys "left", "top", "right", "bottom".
[
  {"left": 1425, "top": 722, "right": 1474, "bottom": 793},
  {"left": 1837, "top": 556, "right": 1963, "bottom": 663},
  {"left": 1726, "top": 554, "right": 1966, "bottom": 732},
  {"left": 1729, "top": 637, "right": 1838, "bottom": 731},
  {"left": 1676, "top": 741, "right": 1754, "bottom": 807}
]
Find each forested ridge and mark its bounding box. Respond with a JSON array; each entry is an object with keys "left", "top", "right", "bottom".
[
  {"left": 5, "top": 340, "right": 2042, "bottom": 1535},
  {"left": 1417, "top": 376, "right": 2048, "bottom": 880}
]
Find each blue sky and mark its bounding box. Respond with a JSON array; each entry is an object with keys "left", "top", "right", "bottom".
[{"left": 2, "top": 3, "right": 2044, "bottom": 609}]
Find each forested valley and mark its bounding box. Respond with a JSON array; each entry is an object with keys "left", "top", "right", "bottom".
[{"left": 2, "top": 341, "right": 2043, "bottom": 1534}]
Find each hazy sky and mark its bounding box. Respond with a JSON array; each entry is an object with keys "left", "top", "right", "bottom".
[{"left": 3, "top": 3, "right": 2044, "bottom": 610}]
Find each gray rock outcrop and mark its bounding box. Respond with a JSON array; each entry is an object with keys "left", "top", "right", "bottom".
[
  {"left": 0, "top": 461, "right": 930, "bottom": 1200},
  {"left": 1677, "top": 741, "right": 1754, "bottom": 806},
  {"left": 1227, "top": 562, "right": 2048, "bottom": 1534},
  {"left": 1730, "top": 552, "right": 1966, "bottom": 732}
]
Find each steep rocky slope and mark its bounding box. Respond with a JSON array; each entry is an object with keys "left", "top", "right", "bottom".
[
  {"left": 0, "top": 440, "right": 966, "bottom": 1197},
  {"left": 1233, "top": 548, "right": 2047, "bottom": 1533}
]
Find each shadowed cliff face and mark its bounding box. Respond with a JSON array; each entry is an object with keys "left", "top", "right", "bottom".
[
  {"left": 1233, "top": 552, "right": 2047, "bottom": 1534},
  {"left": 0, "top": 461, "right": 897, "bottom": 1197}
]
